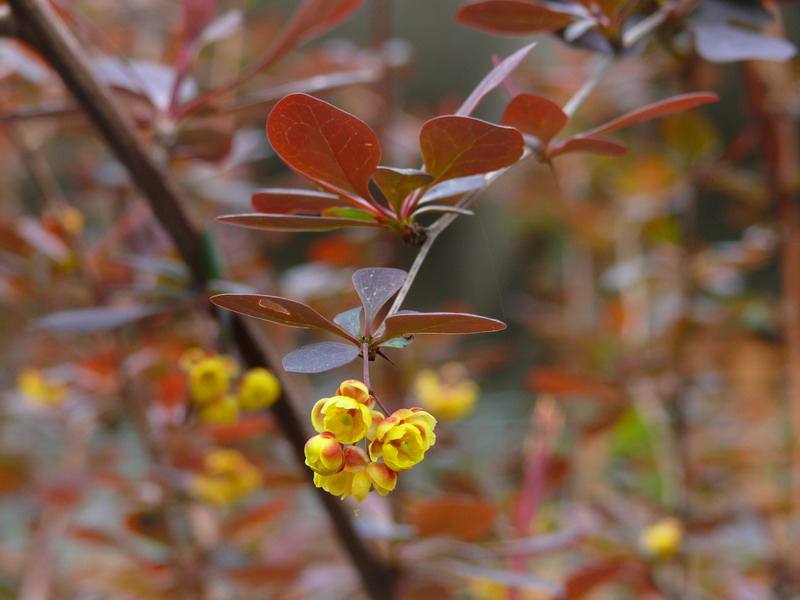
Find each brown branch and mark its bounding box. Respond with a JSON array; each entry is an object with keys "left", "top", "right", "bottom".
[{"left": 7, "top": 0, "right": 395, "bottom": 597}]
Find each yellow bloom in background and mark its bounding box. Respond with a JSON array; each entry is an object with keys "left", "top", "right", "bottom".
[
  {"left": 414, "top": 362, "right": 478, "bottom": 420},
  {"left": 312, "top": 396, "right": 372, "bottom": 444},
  {"left": 304, "top": 432, "right": 345, "bottom": 476},
  {"left": 369, "top": 407, "right": 436, "bottom": 471},
  {"left": 17, "top": 369, "right": 67, "bottom": 408},
  {"left": 191, "top": 448, "right": 261, "bottom": 506},
  {"left": 198, "top": 396, "right": 239, "bottom": 424},
  {"left": 640, "top": 518, "right": 683, "bottom": 560},
  {"left": 180, "top": 349, "right": 239, "bottom": 405},
  {"left": 238, "top": 367, "right": 281, "bottom": 411}
]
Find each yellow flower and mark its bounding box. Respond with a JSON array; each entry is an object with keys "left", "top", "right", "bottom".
[
  {"left": 181, "top": 349, "right": 239, "bottom": 405},
  {"left": 17, "top": 369, "right": 67, "bottom": 408},
  {"left": 369, "top": 407, "right": 436, "bottom": 471},
  {"left": 198, "top": 396, "right": 239, "bottom": 424},
  {"left": 313, "top": 447, "right": 398, "bottom": 502},
  {"left": 336, "top": 379, "right": 373, "bottom": 408},
  {"left": 311, "top": 395, "right": 372, "bottom": 444},
  {"left": 191, "top": 448, "right": 261, "bottom": 506},
  {"left": 366, "top": 462, "right": 397, "bottom": 496},
  {"left": 413, "top": 363, "right": 478, "bottom": 420},
  {"left": 304, "top": 432, "right": 345, "bottom": 476},
  {"left": 238, "top": 368, "right": 281, "bottom": 411},
  {"left": 640, "top": 518, "right": 683, "bottom": 560}
]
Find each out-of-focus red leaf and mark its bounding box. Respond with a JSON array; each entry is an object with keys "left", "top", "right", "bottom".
[
  {"left": 501, "top": 93, "right": 568, "bottom": 146},
  {"left": 457, "top": 42, "right": 537, "bottom": 117},
  {"left": 549, "top": 137, "right": 627, "bottom": 158},
  {"left": 181, "top": 0, "right": 218, "bottom": 47},
  {"left": 210, "top": 294, "right": 357, "bottom": 341},
  {"left": 527, "top": 367, "right": 619, "bottom": 397},
  {"left": 252, "top": 189, "right": 354, "bottom": 214},
  {"left": 563, "top": 559, "right": 630, "bottom": 599},
  {"left": 419, "top": 116, "right": 524, "bottom": 184},
  {"left": 124, "top": 509, "right": 170, "bottom": 545},
  {"left": 409, "top": 494, "right": 497, "bottom": 542},
  {"left": 580, "top": 92, "right": 720, "bottom": 137},
  {"left": 225, "top": 497, "right": 291, "bottom": 538},
  {"left": 202, "top": 414, "right": 276, "bottom": 444},
  {"left": 377, "top": 311, "right": 506, "bottom": 344},
  {"left": 217, "top": 213, "right": 384, "bottom": 232},
  {"left": 372, "top": 167, "right": 433, "bottom": 214},
  {"left": 456, "top": 0, "right": 574, "bottom": 35},
  {"left": 266, "top": 93, "right": 380, "bottom": 202}
]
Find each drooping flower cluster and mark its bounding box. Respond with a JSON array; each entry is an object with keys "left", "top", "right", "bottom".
[
  {"left": 413, "top": 362, "right": 478, "bottom": 420},
  {"left": 191, "top": 447, "right": 261, "bottom": 506},
  {"left": 304, "top": 380, "right": 436, "bottom": 502},
  {"left": 180, "top": 348, "right": 281, "bottom": 423}
]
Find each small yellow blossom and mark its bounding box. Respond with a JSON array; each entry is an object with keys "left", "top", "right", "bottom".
[
  {"left": 180, "top": 349, "right": 239, "bottom": 405},
  {"left": 238, "top": 367, "right": 281, "bottom": 411},
  {"left": 313, "top": 446, "right": 397, "bottom": 502},
  {"left": 191, "top": 448, "right": 261, "bottom": 506},
  {"left": 641, "top": 518, "right": 683, "bottom": 560},
  {"left": 311, "top": 395, "right": 372, "bottom": 444},
  {"left": 17, "top": 369, "right": 67, "bottom": 408},
  {"left": 414, "top": 363, "right": 478, "bottom": 420},
  {"left": 304, "top": 432, "right": 345, "bottom": 475},
  {"left": 336, "top": 380, "right": 373, "bottom": 407},
  {"left": 198, "top": 396, "right": 240, "bottom": 424},
  {"left": 369, "top": 407, "right": 436, "bottom": 471}
]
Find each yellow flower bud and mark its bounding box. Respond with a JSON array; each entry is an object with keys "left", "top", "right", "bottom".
[
  {"left": 336, "top": 379, "right": 373, "bottom": 407},
  {"left": 17, "top": 369, "right": 67, "bottom": 408},
  {"left": 198, "top": 396, "right": 239, "bottom": 424},
  {"left": 641, "top": 518, "right": 683, "bottom": 560},
  {"left": 304, "top": 432, "right": 345, "bottom": 476},
  {"left": 182, "top": 349, "right": 239, "bottom": 405},
  {"left": 238, "top": 368, "right": 281, "bottom": 411},
  {"left": 369, "top": 407, "right": 436, "bottom": 471},
  {"left": 413, "top": 363, "right": 478, "bottom": 420},
  {"left": 191, "top": 448, "right": 261, "bottom": 506},
  {"left": 313, "top": 396, "right": 372, "bottom": 444}
]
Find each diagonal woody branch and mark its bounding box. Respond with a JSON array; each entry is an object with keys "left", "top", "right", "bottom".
[{"left": 7, "top": 0, "right": 395, "bottom": 598}]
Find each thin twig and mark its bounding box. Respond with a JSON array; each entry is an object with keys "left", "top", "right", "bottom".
[{"left": 562, "top": 55, "right": 613, "bottom": 119}]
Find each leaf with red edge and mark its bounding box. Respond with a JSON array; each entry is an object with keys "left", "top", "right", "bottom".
[
  {"left": 282, "top": 342, "right": 361, "bottom": 373},
  {"left": 267, "top": 93, "right": 381, "bottom": 202},
  {"left": 549, "top": 137, "right": 627, "bottom": 158},
  {"left": 252, "top": 189, "right": 346, "bottom": 214},
  {"left": 217, "top": 213, "right": 384, "bottom": 232},
  {"left": 210, "top": 294, "right": 356, "bottom": 341},
  {"left": 457, "top": 42, "right": 537, "bottom": 117},
  {"left": 372, "top": 167, "right": 433, "bottom": 214},
  {"left": 579, "top": 92, "right": 720, "bottom": 137},
  {"left": 265, "top": 0, "right": 367, "bottom": 66},
  {"left": 376, "top": 311, "right": 506, "bottom": 345},
  {"left": 501, "top": 93, "right": 568, "bottom": 146},
  {"left": 456, "top": 0, "right": 574, "bottom": 35},
  {"left": 420, "top": 116, "right": 524, "bottom": 184}
]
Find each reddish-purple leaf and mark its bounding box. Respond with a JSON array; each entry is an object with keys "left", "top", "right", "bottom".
[
  {"left": 282, "top": 342, "right": 361, "bottom": 373},
  {"left": 252, "top": 189, "right": 346, "bottom": 215},
  {"left": 210, "top": 294, "right": 357, "bottom": 341},
  {"left": 352, "top": 268, "right": 407, "bottom": 328},
  {"left": 420, "top": 116, "right": 524, "bottom": 184},
  {"left": 376, "top": 311, "right": 506, "bottom": 345},
  {"left": 456, "top": 0, "right": 574, "bottom": 35},
  {"left": 266, "top": 0, "right": 366, "bottom": 66},
  {"left": 217, "top": 213, "right": 384, "bottom": 232},
  {"left": 372, "top": 167, "right": 433, "bottom": 214},
  {"left": 501, "top": 93, "right": 568, "bottom": 146},
  {"left": 579, "top": 92, "right": 720, "bottom": 138},
  {"left": 267, "top": 93, "right": 381, "bottom": 202},
  {"left": 457, "top": 42, "right": 537, "bottom": 117},
  {"left": 549, "top": 137, "right": 627, "bottom": 158}
]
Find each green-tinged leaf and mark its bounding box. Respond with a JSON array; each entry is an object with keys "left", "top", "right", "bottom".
[
  {"left": 282, "top": 342, "right": 361, "bottom": 373},
  {"left": 418, "top": 175, "right": 486, "bottom": 205},
  {"left": 549, "top": 137, "right": 627, "bottom": 158},
  {"left": 35, "top": 304, "right": 170, "bottom": 334},
  {"left": 456, "top": 0, "right": 574, "bottom": 35},
  {"left": 217, "top": 213, "right": 384, "bottom": 232},
  {"left": 321, "top": 207, "right": 379, "bottom": 221},
  {"left": 210, "top": 294, "right": 357, "bottom": 341},
  {"left": 252, "top": 188, "right": 348, "bottom": 214},
  {"left": 457, "top": 42, "right": 537, "bottom": 117},
  {"left": 267, "top": 93, "right": 380, "bottom": 202},
  {"left": 379, "top": 336, "right": 413, "bottom": 349},
  {"left": 376, "top": 311, "right": 506, "bottom": 345},
  {"left": 333, "top": 307, "right": 362, "bottom": 338},
  {"left": 372, "top": 167, "right": 433, "bottom": 214},
  {"left": 352, "top": 268, "right": 407, "bottom": 328},
  {"left": 420, "top": 116, "right": 524, "bottom": 184},
  {"left": 579, "top": 92, "right": 720, "bottom": 138},
  {"left": 501, "top": 93, "right": 568, "bottom": 146}
]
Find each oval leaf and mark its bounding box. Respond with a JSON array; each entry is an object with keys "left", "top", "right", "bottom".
[
  {"left": 267, "top": 93, "right": 381, "bottom": 201},
  {"left": 35, "top": 304, "right": 168, "bottom": 334},
  {"left": 501, "top": 93, "right": 568, "bottom": 146},
  {"left": 456, "top": 0, "right": 574, "bottom": 35},
  {"left": 549, "top": 137, "right": 627, "bottom": 158},
  {"left": 252, "top": 188, "right": 346, "bottom": 214},
  {"left": 376, "top": 311, "right": 506, "bottom": 345},
  {"left": 580, "top": 92, "right": 720, "bottom": 138},
  {"left": 217, "top": 213, "right": 384, "bottom": 232},
  {"left": 691, "top": 23, "right": 796, "bottom": 63},
  {"left": 333, "top": 307, "right": 362, "bottom": 338},
  {"left": 210, "top": 294, "right": 356, "bottom": 341},
  {"left": 352, "top": 267, "right": 407, "bottom": 327},
  {"left": 372, "top": 167, "right": 433, "bottom": 214},
  {"left": 420, "top": 116, "right": 524, "bottom": 184},
  {"left": 282, "top": 342, "right": 361, "bottom": 373}
]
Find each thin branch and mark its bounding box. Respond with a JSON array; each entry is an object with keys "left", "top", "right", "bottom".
[{"left": 562, "top": 55, "right": 613, "bottom": 119}]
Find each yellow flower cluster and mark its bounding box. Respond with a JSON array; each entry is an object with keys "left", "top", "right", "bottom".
[
  {"left": 304, "top": 380, "right": 437, "bottom": 502},
  {"left": 640, "top": 517, "right": 683, "bottom": 560},
  {"left": 180, "top": 348, "right": 281, "bottom": 424},
  {"left": 413, "top": 362, "right": 478, "bottom": 420},
  {"left": 17, "top": 369, "right": 67, "bottom": 408},
  {"left": 191, "top": 447, "right": 261, "bottom": 506}
]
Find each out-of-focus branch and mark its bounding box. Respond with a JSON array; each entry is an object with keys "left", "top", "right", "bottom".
[{"left": 7, "top": 0, "right": 395, "bottom": 597}]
